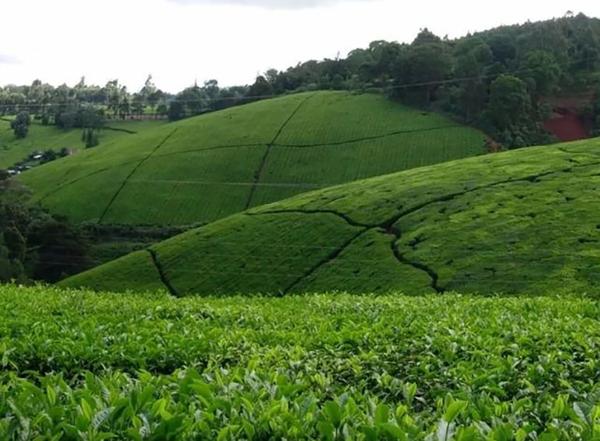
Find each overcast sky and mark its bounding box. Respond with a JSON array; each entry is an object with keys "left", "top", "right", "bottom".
[{"left": 1, "top": 0, "right": 598, "bottom": 93}]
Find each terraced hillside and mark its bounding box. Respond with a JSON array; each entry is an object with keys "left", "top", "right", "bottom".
[
  {"left": 0, "top": 118, "right": 165, "bottom": 169},
  {"left": 63, "top": 138, "right": 600, "bottom": 296},
  {"left": 20, "top": 91, "right": 485, "bottom": 226}
]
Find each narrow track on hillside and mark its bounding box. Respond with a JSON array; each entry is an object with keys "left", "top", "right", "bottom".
[
  {"left": 272, "top": 124, "right": 465, "bottom": 148},
  {"left": 37, "top": 144, "right": 262, "bottom": 203},
  {"left": 386, "top": 227, "right": 444, "bottom": 293},
  {"left": 148, "top": 124, "right": 466, "bottom": 161},
  {"left": 36, "top": 155, "right": 148, "bottom": 203},
  {"left": 98, "top": 129, "right": 178, "bottom": 224},
  {"left": 148, "top": 249, "right": 180, "bottom": 297},
  {"left": 244, "top": 94, "right": 316, "bottom": 210},
  {"left": 153, "top": 143, "right": 266, "bottom": 158},
  {"left": 376, "top": 162, "right": 600, "bottom": 231},
  {"left": 282, "top": 228, "right": 370, "bottom": 294},
  {"left": 246, "top": 208, "right": 372, "bottom": 228},
  {"left": 248, "top": 209, "right": 439, "bottom": 293},
  {"left": 556, "top": 146, "right": 600, "bottom": 161},
  {"left": 372, "top": 158, "right": 600, "bottom": 292}
]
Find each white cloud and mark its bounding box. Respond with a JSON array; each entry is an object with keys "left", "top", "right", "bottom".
[
  {"left": 0, "top": 54, "right": 19, "bottom": 64},
  {"left": 0, "top": 0, "right": 598, "bottom": 92},
  {"left": 168, "top": 0, "right": 372, "bottom": 9}
]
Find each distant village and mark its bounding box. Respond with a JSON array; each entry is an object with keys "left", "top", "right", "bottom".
[{"left": 7, "top": 148, "right": 73, "bottom": 176}]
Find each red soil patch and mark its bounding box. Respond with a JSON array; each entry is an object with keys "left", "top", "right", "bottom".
[{"left": 544, "top": 109, "right": 589, "bottom": 142}]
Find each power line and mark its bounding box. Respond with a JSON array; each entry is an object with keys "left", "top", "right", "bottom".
[{"left": 0, "top": 53, "right": 596, "bottom": 111}]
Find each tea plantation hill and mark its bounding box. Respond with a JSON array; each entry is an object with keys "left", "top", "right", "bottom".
[
  {"left": 20, "top": 91, "right": 485, "bottom": 226},
  {"left": 63, "top": 137, "right": 600, "bottom": 296}
]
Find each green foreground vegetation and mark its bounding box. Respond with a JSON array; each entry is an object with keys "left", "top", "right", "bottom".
[
  {"left": 64, "top": 137, "right": 600, "bottom": 296},
  {"left": 1, "top": 285, "right": 600, "bottom": 440},
  {"left": 20, "top": 91, "right": 485, "bottom": 226}
]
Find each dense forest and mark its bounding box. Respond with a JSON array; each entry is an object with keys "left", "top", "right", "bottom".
[
  {"left": 1, "top": 13, "right": 600, "bottom": 147},
  {"left": 259, "top": 13, "right": 600, "bottom": 146},
  {"left": 0, "top": 173, "right": 89, "bottom": 283}
]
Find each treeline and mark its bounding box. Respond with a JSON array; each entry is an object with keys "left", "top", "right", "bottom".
[
  {"left": 2, "top": 14, "right": 600, "bottom": 147},
  {"left": 0, "top": 76, "right": 165, "bottom": 120},
  {"left": 258, "top": 13, "right": 600, "bottom": 147},
  {"left": 0, "top": 76, "right": 250, "bottom": 125}
]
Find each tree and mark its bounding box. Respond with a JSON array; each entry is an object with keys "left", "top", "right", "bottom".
[
  {"left": 452, "top": 38, "right": 494, "bottom": 120},
  {"left": 520, "top": 50, "right": 561, "bottom": 96},
  {"left": 412, "top": 28, "right": 442, "bottom": 45},
  {"left": 11, "top": 111, "right": 30, "bottom": 138},
  {"left": 41, "top": 150, "right": 57, "bottom": 163},
  {"left": 591, "top": 86, "right": 600, "bottom": 136},
  {"left": 168, "top": 100, "right": 185, "bottom": 121},
  {"left": 3, "top": 227, "right": 26, "bottom": 261},
  {"left": 148, "top": 90, "right": 164, "bottom": 110},
  {"left": 487, "top": 75, "right": 542, "bottom": 147},
  {"left": 156, "top": 103, "right": 168, "bottom": 116},
  {"left": 56, "top": 108, "right": 103, "bottom": 131},
  {"left": 79, "top": 108, "right": 104, "bottom": 129},
  {"left": 27, "top": 216, "right": 90, "bottom": 282},
  {"left": 0, "top": 180, "right": 90, "bottom": 284},
  {"left": 486, "top": 33, "right": 517, "bottom": 65},
  {"left": 118, "top": 97, "right": 131, "bottom": 119},
  {"left": 140, "top": 75, "right": 157, "bottom": 103},
  {"left": 246, "top": 76, "right": 273, "bottom": 100},
  {"left": 264, "top": 69, "right": 279, "bottom": 85},
  {"left": 82, "top": 128, "right": 99, "bottom": 148},
  {"left": 488, "top": 75, "right": 532, "bottom": 129},
  {"left": 396, "top": 38, "right": 452, "bottom": 105},
  {"left": 359, "top": 41, "right": 403, "bottom": 87},
  {"left": 177, "top": 84, "right": 204, "bottom": 116},
  {"left": 131, "top": 93, "right": 145, "bottom": 115},
  {"left": 55, "top": 110, "right": 77, "bottom": 129},
  {"left": 203, "top": 80, "right": 219, "bottom": 100},
  {"left": 105, "top": 80, "right": 126, "bottom": 117},
  {"left": 0, "top": 246, "right": 24, "bottom": 282}
]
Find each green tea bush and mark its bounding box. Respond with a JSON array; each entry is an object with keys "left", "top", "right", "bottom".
[{"left": 1, "top": 285, "right": 600, "bottom": 439}]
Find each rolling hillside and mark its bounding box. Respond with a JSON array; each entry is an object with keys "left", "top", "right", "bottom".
[
  {"left": 62, "top": 137, "right": 600, "bottom": 296},
  {"left": 19, "top": 91, "right": 486, "bottom": 226}
]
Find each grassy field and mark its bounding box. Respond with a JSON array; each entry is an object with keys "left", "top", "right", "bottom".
[
  {"left": 63, "top": 137, "right": 600, "bottom": 296},
  {"left": 1, "top": 285, "right": 600, "bottom": 439},
  {"left": 0, "top": 118, "right": 166, "bottom": 169},
  {"left": 19, "top": 91, "right": 486, "bottom": 226}
]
